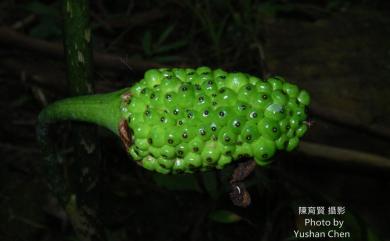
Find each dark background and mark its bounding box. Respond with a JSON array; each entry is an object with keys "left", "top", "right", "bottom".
[{"left": 0, "top": 0, "right": 389, "bottom": 240}]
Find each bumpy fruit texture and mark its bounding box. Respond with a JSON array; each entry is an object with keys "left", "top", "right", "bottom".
[{"left": 121, "top": 67, "right": 310, "bottom": 174}]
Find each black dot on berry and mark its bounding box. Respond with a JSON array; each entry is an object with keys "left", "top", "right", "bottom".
[
  {"left": 219, "top": 88, "right": 225, "bottom": 93},
  {"left": 193, "top": 147, "right": 199, "bottom": 152},
  {"left": 168, "top": 139, "right": 173, "bottom": 144},
  {"left": 148, "top": 138, "right": 152, "bottom": 144},
  {"left": 166, "top": 75, "right": 172, "bottom": 79},
  {"left": 272, "top": 127, "right": 278, "bottom": 132},
  {"left": 166, "top": 94, "right": 172, "bottom": 100},
  {"left": 200, "top": 129, "right": 206, "bottom": 135},
  {"left": 199, "top": 96, "right": 204, "bottom": 102},
  {"left": 262, "top": 94, "right": 268, "bottom": 100},
  {"left": 286, "top": 125, "right": 290, "bottom": 130},
  {"left": 187, "top": 113, "right": 193, "bottom": 119},
  {"left": 224, "top": 137, "right": 230, "bottom": 142},
  {"left": 181, "top": 86, "right": 188, "bottom": 91},
  {"left": 211, "top": 126, "right": 217, "bottom": 131},
  {"left": 226, "top": 151, "right": 232, "bottom": 155},
  {"left": 150, "top": 93, "right": 155, "bottom": 99},
  {"left": 195, "top": 84, "right": 201, "bottom": 90},
  {"left": 182, "top": 133, "right": 188, "bottom": 139},
  {"left": 178, "top": 150, "right": 184, "bottom": 156},
  {"left": 246, "top": 135, "right": 252, "bottom": 140},
  {"left": 219, "top": 111, "right": 225, "bottom": 117},
  {"left": 188, "top": 72, "right": 194, "bottom": 75},
  {"left": 246, "top": 85, "right": 252, "bottom": 91},
  {"left": 145, "top": 110, "right": 150, "bottom": 116},
  {"left": 204, "top": 110, "right": 209, "bottom": 116},
  {"left": 212, "top": 93, "right": 217, "bottom": 97},
  {"left": 178, "top": 120, "right": 183, "bottom": 125},
  {"left": 262, "top": 154, "right": 268, "bottom": 158},
  {"left": 240, "top": 104, "right": 247, "bottom": 110},
  {"left": 234, "top": 121, "right": 241, "bottom": 127},
  {"left": 207, "top": 80, "right": 213, "bottom": 85},
  {"left": 212, "top": 102, "right": 217, "bottom": 106},
  {"left": 141, "top": 88, "right": 146, "bottom": 94},
  {"left": 206, "top": 157, "right": 212, "bottom": 162},
  {"left": 160, "top": 117, "right": 165, "bottom": 122}
]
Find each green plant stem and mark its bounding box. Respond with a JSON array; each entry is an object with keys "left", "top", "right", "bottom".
[
  {"left": 63, "top": 0, "right": 93, "bottom": 95},
  {"left": 38, "top": 89, "right": 126, "bottom": 135}
]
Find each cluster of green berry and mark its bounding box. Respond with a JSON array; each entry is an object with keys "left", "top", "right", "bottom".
[{"left": 120, "top": 67, "right": 310, "bottom": 174}]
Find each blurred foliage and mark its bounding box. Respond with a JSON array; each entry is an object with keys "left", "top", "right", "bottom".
[
  {"left": 4, "top": 0, "right": 389, "bottom": 240},
  {"left": 22, "top": 1, "right": 62, "bottom": 39}
]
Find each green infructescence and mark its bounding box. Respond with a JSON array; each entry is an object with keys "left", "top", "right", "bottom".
[{"left": 38, "top": 67, "right": 310, "bottom": 174}]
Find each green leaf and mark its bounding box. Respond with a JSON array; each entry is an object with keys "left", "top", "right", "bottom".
[
  {"left": 23, "top": 1, "right": 60, "bottom": 17},
  {"left": 142, "top": 31, "right": 152, "bottom": 56},
  {"left": 201, "top": 171, "right": 219, "bottom": 200},
  {"left": 156, "top": 25, "right": 176, "bottom": 46},
  {"left": 209, "top": 209, "right": 242, "bottom": 224},
  {"left": 153, "top": 40, "right": 188, "bottom": 55}
]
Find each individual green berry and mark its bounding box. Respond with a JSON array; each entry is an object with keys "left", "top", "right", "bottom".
[
  {"left": 150, "top": 126, "right": 166, "bottom": 147},
  {"left": 188, "top": 136, "right": 204, "bottom": 153},
  {"left": 135, "top": 138, "right": 149, "bottom": 150},
  {"left": 142, "top": 156, "right": 157, "bottom": 171},
  {"left": 237, "top": 84, "right": 255, "bottom": 102},
  {"left": 196, "top": 66, "right": 212, "bottom": 75},
  {"left": 283, "top": 82, "right": 299, "bottom": 98},
  {"left": 172, "top": 68, "right": 187, "bottom": 81},
  {"left": 290, "top": 115, "right": 301, "bottom": 130},
  {"left": 249, "top": 76, "right": 262, "bottom": 85},
  {"left": 297, "top": 90, "right": 310, "bottom": 106},
  {"left": 233, "top": 143, "right": 252, "bottom": 159},
  {"left": 251, "top": 137, "right": 276, "bottom": 165},
  {"left": 184, "top": 153, "right": 202, "bottom": 169},
  {"left": 267, "top": 77, "right": 284, "bottom": 90},
  {"left": 132, "top": 124, "right": 150, "bottom": 139},
  {"left": 258, "top": 118, "right": 281, "bottom": 140},
  {"left": 201, "top": 141, "right": 221, "bottom": 165},
  {"left": 144, "top": 69, "right": 162, "bottom": 88},
  {"left": 271, "top": 90, "right": 288, "bottom": 105},
  {"left": 172, "top": 158, "right": 186, "bottom": 173},
  {"left": 264, "top": 103, "right": 286, "bottom": 121},
  {"left": 241, "top": 120, "right": 260, "bottom": 143},
  {"left": 249, "top": 92, "right": 272, "bottom": 111},
  {"left": 296, "top": 124, "right": 308, "bottom": 138},
  {"left": 216, "top": 88, "right": 237, "bottom": 106},
  {"left": 218, "top": 127, "right": 237, "bottom": 146},
  {"left": 286, "top": 137, "right": 299, "bottom": 151},
  {"left": 227, "top": 116, "right": 246, "bottom": 134},
  {"left": 225, "top": 72, "right": 248, "bottom": 90},
  {"left": 216, "top": 155, "right": 232, "bottom": 169},
  {"left": 275, "top": 134, "right": 288, "bottom": 150},
  {"left": 255, "top": 82, "right": 272, "bottom": 93},
  {"left": 160, "top": 145, "right": 176, "bottom": 159},
  {"left": 213, "top": 68, "right": 228, "bottom": 79}
]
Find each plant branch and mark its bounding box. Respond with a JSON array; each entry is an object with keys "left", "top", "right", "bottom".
[
  {"left": 298, "top": 141, "right": 390, "bottom": 170},
  {"left": 0, "top": 26, "right": 164, "bottom": 71}
]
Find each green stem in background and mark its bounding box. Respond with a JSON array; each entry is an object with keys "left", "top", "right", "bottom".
[
  {"left": 37, "top": 0, "right": 120, "bottom": 240},
  {"left": 63, "top": 0, "right": 93, "bottom": 96}
]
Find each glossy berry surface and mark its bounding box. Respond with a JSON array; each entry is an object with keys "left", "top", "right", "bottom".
[{"left": 122, "top": 67, "right": 310, "bottom": 174}]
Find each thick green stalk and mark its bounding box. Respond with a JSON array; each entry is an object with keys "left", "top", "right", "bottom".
[{"left": 38, "top": 89, "right": 126, "bottom": 135}]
